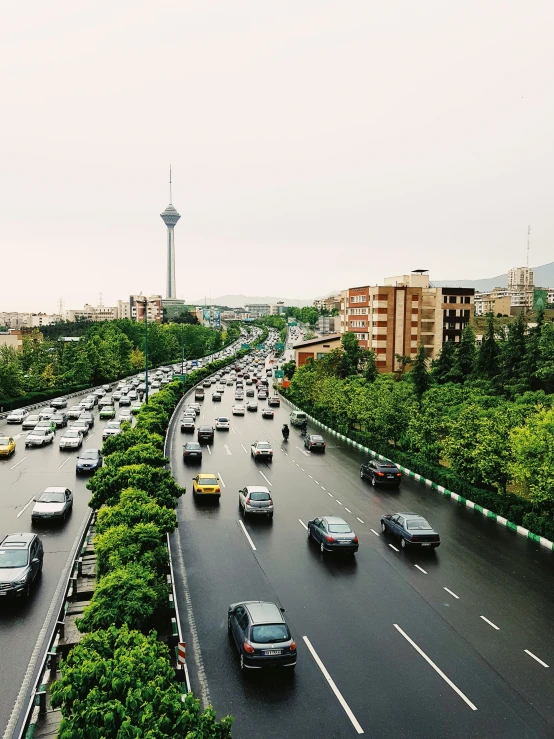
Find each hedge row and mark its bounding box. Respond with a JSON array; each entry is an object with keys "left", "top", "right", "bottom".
[
  {"left": 51, "top": 359, "right": 241, "bottom": 737},
  {"left": 283, "top": 392, "right": 554, "bottom": 541}
]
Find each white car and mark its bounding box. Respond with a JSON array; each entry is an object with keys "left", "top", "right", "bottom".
[
  {"left": 79, "top": 399, "right": 95, "bottom": 411},
  {"left": 119, "top": 409, "right": 132, "bottom": 422},
  {"left": 215, "top": 416, "right": 230, "bottom": 430},
  {"left": 103, "top": 422, "right": 122, "bottom": 439},
  {"left": 31, "top": 487, "right": 73, "bottom": 522},
  {"left": 6, "top": 409, "right": 28, "bottom": 424},
  {"left": 25, "top": 428, "right": 55, "bottom": 447},
  {"left": 250, "top": 441, "right": 273, "bottom": 460},
  {"left": 59, "top": 429, "right": 84, "bottom": 450},
  {"left": 216, "top": 386, "right": 225, "bottom": 394}
]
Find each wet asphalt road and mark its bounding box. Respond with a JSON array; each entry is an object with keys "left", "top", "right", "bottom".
[{"left": 169, "top": 360, "right": 554, "bottom": 738}]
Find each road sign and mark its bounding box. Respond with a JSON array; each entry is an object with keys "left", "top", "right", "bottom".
[
  {"left": 178, "top": 642, "right": 186, "bottom": 664},
  {"left": 172, "top": 374, "right": 186, "bottom": 381},
  {"left": 275, "top": 343, "right": 285, "bottom": 351},
  {"left": 288, "top": 321, "right": 297, "bottom": 326},
  {"left": 274, "top": 370, "right": 284, "bottom": 378},
  {"left": 241, "top": 343, "right": 251, "bottom": 349}
]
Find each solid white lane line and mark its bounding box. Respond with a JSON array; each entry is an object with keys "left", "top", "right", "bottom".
[
  {"left": 238, "top": 520, "right": 257, "bottom": 551},
  {"left": 327, "top": 492, "right": 333, "bottom": 497},
  {"left": 370, "top": 529, "right": 380, "bottom": 537},
  {"left": 259, "top": 470, "right": 272, "bottom": 486},
  {"left": 335, "top": 499, "right": 342, "bottom": 506},
  {"left": 414, "top": 564, "right": 427, "bottom": 575},
  {"left": 321, "top": 486, "right": 326, "bottom": 491},
  {"left": 393, "top": 624, "right": 478, "bottom": 711},
  {"left": 308, "top": 474, "right": 313, "bottom": 479},
  {"left": 58, "top": 454, "right": 73, "bottom": 469},
  {"left": 298, "top": 519, "right": 308, "bottom": 531},
  {"left": 240, "top": 443, "right": 248, "bottom": 454},
  {"left": 480, "top": 616, "right": 500, "bottom": 631},
  {"left": 303, "top": 636, "right": 364, "bottom": 734},
  {"left": 388, "top": 544, "right": 399, "bottom": 552},
  {"left": 356, "top": 517, "right": 364, "bottom": 524},
  {"left": 17, "top": 498, "right": 35, "bottom": 519},
  {"left": 218, "top": 473, "right": 226, "bottom": 488},
  {"left": 206, "top": 445, "right": 212, "bottom": 455},
  {"left": 444, "top": 587, "right": 459, "bottom": 600},
  {"left": 10, "top": 456, "right": 28, "bottom": 469},
  {"left": 524, "top": 649, "right": 549, "bottom": 668}
]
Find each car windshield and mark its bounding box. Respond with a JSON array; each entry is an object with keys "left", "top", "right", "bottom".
[
  {"left": 311, "top": 436, "right": 323, "bottom": 441},
  {"left": 328, "top": 524, "right": 352, "bottom": 533},
  {"left": 218, "top": 418, "right": 229, "bottom": 422},
  {"left": 199, "top": 477, "right": 218, "bottom": 486},
  {"left": 250, "top": 492, "right": 270, "bottom": 501},
  {"left": 0, "top": 437, "right": 10, "bottom": 445},
  {"left": 80, "top": 450, "right": 98, "bottom": 459},
  {"left": 257, "top": 443, "right": 271, "bottom": 449},
  {"left": 251, "top": 624, "right": 290, "bottom": 644},
  {"left": 64, "top": 431, "right": 81, "bottom": 438},
  {"left": 33, "top": 429, "right": 48, "bottom": 436},
  {"left": 407, "top": 519, "right": 433, "bottom": 530},
  {"left": 186, "top": 443, "right": 201, "bottom": 450},
  {"left": 39, "top": 492, "right": 65, "bottom": 503},
  {"left": 0, "top": 549, "right": 28, "bottom": 568},
  {"left": 381, "top": 465, "right": 398, "bottom": 471}
]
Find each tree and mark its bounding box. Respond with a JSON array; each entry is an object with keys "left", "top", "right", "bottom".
[
  {"left": 498, "top": 311, "right": 527, "bottom": 390},
  {"left": 130, "top": 346, "right": 145, "bottom": 371},
  {"left": 411, "top": 343, "right": 430, "bottom": 397},
  {"left": 509, "top": 406, "right": 554, "bottom": 507},
  {"left": 94, "top": 523, "right": 169, "bottom": 577},
  {"left": 431, "top": 341, "right": 458, "bottom": 384},
  {"left": 282, "top": 360, "right": 296, "bottom": 379},
  {"left": 456, "top": 324, "right": 477, "bottom": 380},
  {"left": 95, "top": 488, "right": 178, "bottom": 535},
  {"left": 0, "top": 346, "right": 24, "bottom": 400},
  {"left": 535, "top": 321, "right": 554, "bottom": 393},
  {"left": 87, "top": 464, "right": 185, "bottom": 510},
  {"left": 477, "top": 313, "right": 499, "bottom": 379},
  {"left": 394, "top": 354, "right": 412, "bottom": 378},
  {"left": 51, "top": 624, "right": 234, "bottom": 738},
  {"left": 363, "top": 350, "right": 378, "bottom": 383},
  {"left": 338, "top": 332, "right": 362, "bottom": 378},
  {"left": 105, "top": 443, "right": 168, "bottom": 469}
]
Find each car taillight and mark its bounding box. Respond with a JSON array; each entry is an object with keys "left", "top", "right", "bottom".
[
  {"left": 290, "top": 641, "right": 296, "bottom": 651},
  {"left": 245, "top": 497, "right": 250, "bottom": 504},
  {"left": 184, "top": 451, "right": 189, "bottom": 456},
  {"left": 256, "top": 451, "right": 260, "bottom": 455},
  {"left": 396, "top": 473, "right": 401, "bottom": 477},
  {"left": 243, "top": 642, "right": 255, "bottom": 654},
  {"left": 353, "top": 537, "right": 358, "bottom": 543},
  {"left": 326, "top": 536, "right": 335, "bottom": 543},
  {"left": 433, "top": 535, "right": 440, "bottom": 541},
  {"left": 376, "top": 471, "right": 385, "bottom": 476},
  {"left": 406, "top": 535, "right": 413, "bottom": 541},
  {"left": 268, "top": 499, "right": 273, "bottom": 505}
]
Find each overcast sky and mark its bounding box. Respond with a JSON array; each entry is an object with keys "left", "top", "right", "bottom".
[{"left": 2, "top": 0, "right": 554, "bottom": 312}]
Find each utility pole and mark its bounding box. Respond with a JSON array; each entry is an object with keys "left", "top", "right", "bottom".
[{"left": 136, "top": 297, "right": 150, "bottom": 404}]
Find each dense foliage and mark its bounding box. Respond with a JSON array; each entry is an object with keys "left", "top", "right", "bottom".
[{"left": 284, "top": 317, "right": 554, "bottom": 539}]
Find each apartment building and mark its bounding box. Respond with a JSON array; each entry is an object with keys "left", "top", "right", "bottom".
[
  {"left": 508, "top": 267, "right": 534, "bottom": 291},
  {"left": 313, "top": 295, "right": 341, "bottom": 312},
  {"left": 0, "top": 312, "right": 59, "bottom": 329},
  {"left": 64, "top": 304, "right": 118, "bottom": 322},
  {"left": 339, "top": 273, "right": 474, "bottom": 372},
  {"left": 129, "top": 295, "right": 163, "bottom": 323},
  {"left": 245, "top": 304, "right": 271, "bottom": 318}
]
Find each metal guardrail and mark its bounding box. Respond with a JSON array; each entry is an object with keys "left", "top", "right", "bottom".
[{"left": 4, "top": 507, "right": 95, "bottom": 739}]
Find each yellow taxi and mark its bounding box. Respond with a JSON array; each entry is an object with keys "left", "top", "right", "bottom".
[
  {"left": 0, "top": 436, "right": 16, "bottom": 457},
  {"left": 192, "top": 473, "right": 221, "bottom": 500}
]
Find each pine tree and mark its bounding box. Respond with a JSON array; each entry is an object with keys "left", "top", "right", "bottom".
[
  {"left": 431, "top": 340, "right": 457, "bottom": 384},
  {"left": 477, "top": 313, "right": 499, "bottom": 379},
  {"left": 456, "top": 324, "right": 477, "bottom": 380},
  {"left": 499, "top": 311, "right": 527, "bottom": 388},
  {"left": 364, "top": 350, "right": 378, "bottom": 383},
  {"left": 411, "top": 343, "right": 430, "bottom": 397}
]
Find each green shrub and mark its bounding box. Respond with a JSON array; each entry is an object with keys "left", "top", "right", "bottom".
[
  {"left": 105, "top": 443, "right": 168, "bottom": 469},
  {"left": 94, "top": 523, "right": 169, "bottom": 577},
  {"left": 95, "top": 489, "right": 178, "bottom": 535},
  {"left": 102, "top": 427, "right": 164, "bottom": 455},
  {"left": 77, "top": 563, "right": 168, "bottom": 633},
  {"left": 87, "top": 464, "right": 184, "bottom": 510},
  {"left": 51, "top": 624, "right": 233, "bottom": 739}
]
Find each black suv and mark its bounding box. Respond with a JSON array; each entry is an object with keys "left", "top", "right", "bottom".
[
  {"left": 0, "top": 533, "right": 44, "bottom": 598},
  {"left": 197, "top": 425, "right": 215, "bottom": 444},
  {"left": 360, "top": 459, "right": 402, "bottom": 487}
]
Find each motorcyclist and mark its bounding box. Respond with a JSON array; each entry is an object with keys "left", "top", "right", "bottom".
[
  {"left": 282, "top": 423, "right": 290, "bottom": 440},
  {"left": 300, "top": 419, "right": 308, "bottom": 436}
]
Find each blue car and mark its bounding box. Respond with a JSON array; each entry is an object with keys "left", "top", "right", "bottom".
[{"left": 380, "top": 512, "right": 440, "bottom": 550}]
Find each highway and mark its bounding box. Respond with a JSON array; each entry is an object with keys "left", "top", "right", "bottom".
[{"left": 169, "top": 350, "right": 554, "bottom": 738}]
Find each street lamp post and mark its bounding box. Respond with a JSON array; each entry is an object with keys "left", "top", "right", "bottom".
[{"left": 136, "top": 298, "right": 150, "bottom": 404}]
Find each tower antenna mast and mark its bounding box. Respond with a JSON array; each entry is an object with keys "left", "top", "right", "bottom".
[{"left": 169, "top": 165, "right": 172, "bottom": 204}]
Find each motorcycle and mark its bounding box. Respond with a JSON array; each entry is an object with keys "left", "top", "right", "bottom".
[{"left": 282, "top": 426, "right": 290, "bottom": 441}]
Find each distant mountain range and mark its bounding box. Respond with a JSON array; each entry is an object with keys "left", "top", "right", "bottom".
[
  {"left": 434, "top": 261, "right": 554, "bottom": 292},
  {"left": 188, "top": 294, "right": 314, "bottom": 309}
]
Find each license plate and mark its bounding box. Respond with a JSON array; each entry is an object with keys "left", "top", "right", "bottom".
[
  {"left": 421, "top": 542, "right": 431, "bottom": 547},
  {"left": 339, "top": 540, "right": 351, "bottom": 544},
  {"left": 0, "top": 593, "right": 6, "bottom": 596},
  {"left": 387, "top": 475, "right": 394, "bottom": 478},
  {"left": 264, "top": 650, "right": 282, "bottom": 655}
]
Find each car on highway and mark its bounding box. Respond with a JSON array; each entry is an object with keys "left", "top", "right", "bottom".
[
  {"left": 67, "top": 405, "right": 83, "bottom": 420},
  {"left": 99, "top": 405, "right": 116, "bottom": 420},
  {"left": 247, "top": 402, "right": 258, "bottom": 412},
  {"left": 304, "top": 434, "right": 326, "bottom": 452},
  {"left": 76, "top": 448, "right": 103, "bottom": 473},
  {"left": 227, "top": 601, "right": 297, "bottom": 671},
  {"left": 38, "top": 407, "right": 56, "bottom": 421},
  {"left": 381, "top": 513, "right": 441, "bottom": 549},
  {"left": 22, "top": 414, "right": 41, "bottom": 430},
  {"left": 102, "top": 421, "right": 122, "bottom": 439},
  {"left": 0, "top": 436, "right": 16, "bottom": 457},
  {"left": 360, "top": 459, "right": 402, "bottom": 487},
  {"left": 216, "top": 385, "right": 225, "bottom": 394},
  {"left": 290, "top": 410, "right": 308, "bottom": 427},
  {"left": 50, "top": 412, "right": 68, "bottom": 429},
  {"left": 203, "top": 380, "right": 211, "bottom": 388},
  {"left": 102, "top": 384, "right": 111, "bottom": 392},
  {"left": 118, "top": 409, "right": 132, "bottom": 422},
  {"left": 79, "top": 412, "right": 94, "bottom": 428},
  {"left": 35, "top": 419, "right": 56, "bottom": 433},
  {"left": 238, "top": 486, "right": 273, "bottom": 519},
  {"left": 215, "top": 416, "right": 230, "bottom": 430},
  {"left": 250, "top": 441, "right": 273, "bottom": 460},
  {"left": 232, "top": 405, "right": 245, "bottom": 416},
  {"left": 0, "top": 533, "right": 44, "bottom": 598},
  {"left": 257, "top": 391, "right": 268, "bottom": 400},
  {"left": 261, "top": 408, "right": 274, "bottom": 419},
  {"left": 118, "top": 395, "right": 131, "bottom": 407},
  {"left": 197, "top": 425, "right": 215, "bottom": 444},
  {"left": 112, "top": 391, "right": 122, "bottom": 401},
  {"left": 181, "top": 417, "right": 196, "bottom": 433},
  {"left": 189, "top": 403, "right": 201, "bottom": 415},
  {"left": 192, "top": 473, "right": 221, "bottom": 500},
  {"left": 31, "top": 488, "right": 73, "bottom": 522},
  {"left": 6, "top": 409, "right": 28, "bottom": 424},
  {"left": 212, "top": 392, "right": 222, "bottom": 402},
  {"left": 246, "top": 388, "right": 255, "bottom": 397},
  {"left": 130, "top": 402, "right": 142, "bottom": 415},
  {"left": 183, "top": 408, "right": 196, "bottom": 419},
  {"left": 183, "top": 441, "right": 202, "bottom": 462},
  {"left": 268, "top": 397, "right": 280, "bottom": 407},
  {"left": 50, "top": 397, "right": 68, "bottom": 409},
  {"left": 59, "top": 428, "right": 84, "bottom": 450},
  {"left": 195, "top": 389, "right": 205, "bottom": 401},
  {"left": 79, "top": 398, "right": 95, "bottom": 411},
  {"left": 70, "top": 420, "right": 90, "bottom": 437},
  {"left": 25, "top": 427, "right": 55, "bottom": 447},
  {"left": 307, "top": 516, "right": 359, "bottom": 555}
]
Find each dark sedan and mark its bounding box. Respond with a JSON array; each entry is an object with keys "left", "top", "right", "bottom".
[
  {"left": 197, "top": 425, "right": 215, "bottom": 444},
  {"left": 75, "top": 448, "right": 103, "bottom": 474},
  {"left": 307, "top": 516, "right": 359, "bottom": 554},
  {"left": 381, "top": 512, "right": 440, "bottom": 550},
  {"left": 360, "top": 459, "right": 402, "bottom": 487},
  {"left": 212, "top": 392, "right": 222, "bottom": 402},
  {"left": 183, "top": 441, "right": 203, "bottom": 462},
  {"left": 304, "top": 434, "right": 326, "bottom": 452}
]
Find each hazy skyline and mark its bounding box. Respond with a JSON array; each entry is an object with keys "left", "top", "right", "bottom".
[{"left": 2, "top": 0, "right": 554, "bottom": 313}]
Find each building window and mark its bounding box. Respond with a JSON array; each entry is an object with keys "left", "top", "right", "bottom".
[
  {"left": 355, "top": 333, "right": 368, "bottom": 340},
  {"left": 316, "top": 352, "right": 326, "bottom": 359},
  {"left": 350, "top": 295, "right": 367, "bottom": 304}
]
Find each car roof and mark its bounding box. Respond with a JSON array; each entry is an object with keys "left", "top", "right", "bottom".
[
  {"left": 1, "top": 532, "right": 35, "bottom": 547},
  {"left": 322, "top": 516, "right": 349, "bottom": 525},
  {"left": 244, "top": 601, "right": 284, "bottom": 624},
  {"left": 395, "top": 512, "right": 421, "bottom": 518},
  {"left": 245, "top": 486, "right": 270, "bottom": 493},
  {"left": 43, "top": 487, "right": 67, "bottom": 493},
  {"left": 198, "top": 473, "right": 217, "bottom": 478}
]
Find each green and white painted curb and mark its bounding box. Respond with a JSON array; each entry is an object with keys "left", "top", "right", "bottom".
[{"left": 280, "top": 394, "right": 554, "bottom": 553}]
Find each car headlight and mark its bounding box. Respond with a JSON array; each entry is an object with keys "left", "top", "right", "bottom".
[{"left": 13, "top": 577, "right": 28, "bottom": 587}]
